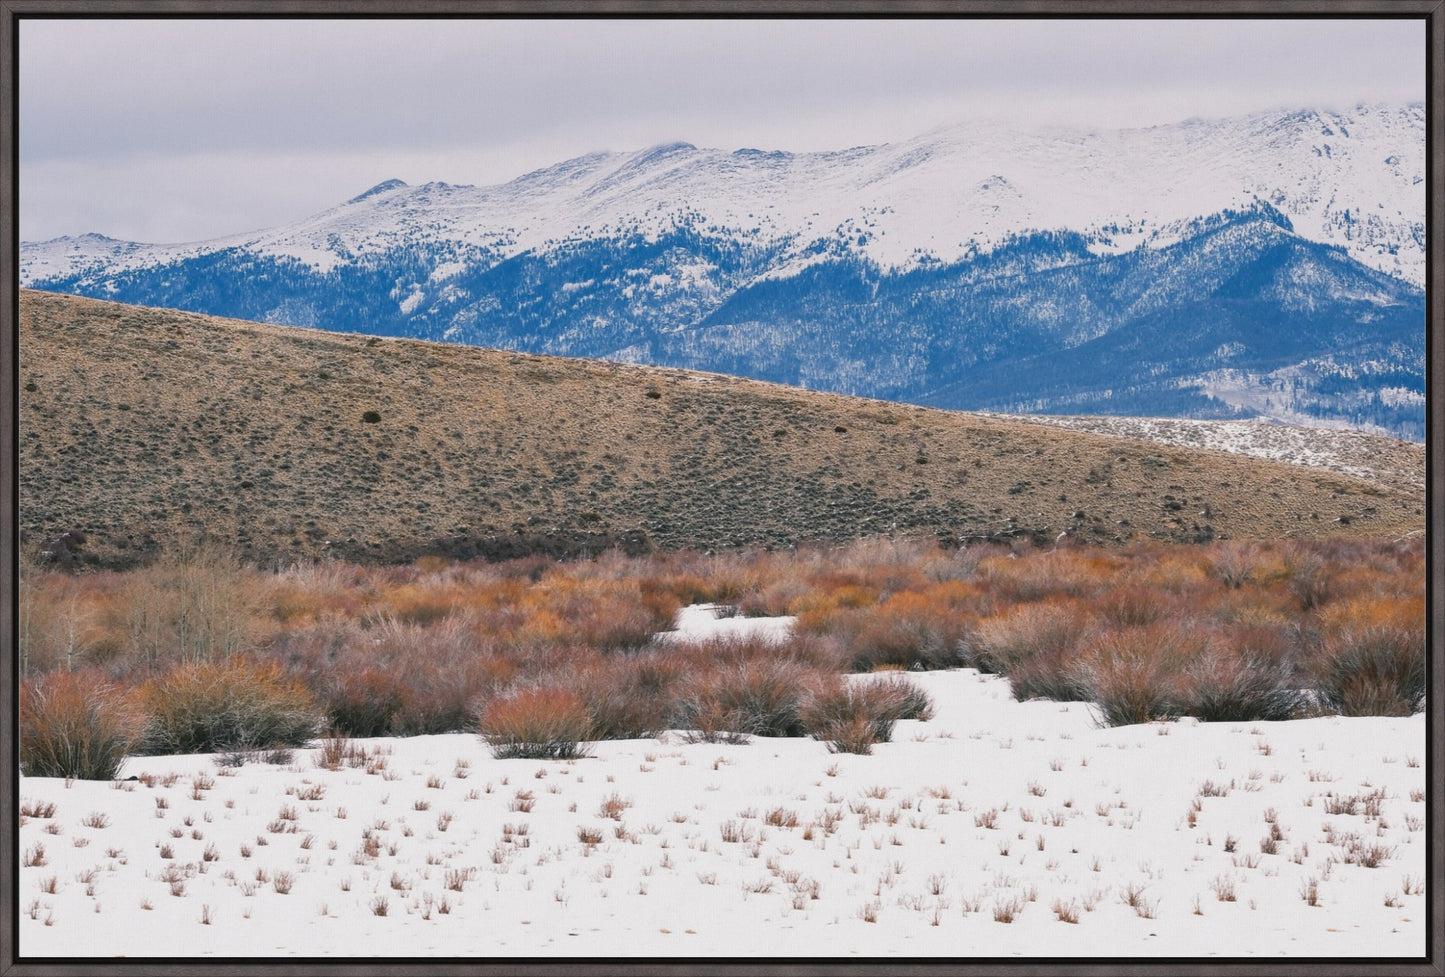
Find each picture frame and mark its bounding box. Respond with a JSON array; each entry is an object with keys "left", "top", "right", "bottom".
[{"left": 3, "top": 3, "right": 1441, "bottom": 975}]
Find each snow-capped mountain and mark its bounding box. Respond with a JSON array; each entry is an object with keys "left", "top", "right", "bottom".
[{"left": 21, "top": 103, "right": 1426, "bottom": 439}]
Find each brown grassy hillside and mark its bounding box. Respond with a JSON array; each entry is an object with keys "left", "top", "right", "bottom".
[{"left": 18, "top": 290, "right": 1425, "bottom": 569}]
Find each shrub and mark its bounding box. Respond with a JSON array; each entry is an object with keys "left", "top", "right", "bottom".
[
  {"left": 1095, "top": 585, "right": 1168, "bottom": 627},
  {"left": 864, "top": 672, "right": 936, "bottom": 722},
  {"left": 1179, "top": 647, "right": 1300, "bottom": 722},
  {"left": 1311, "top": 624, "right": 1425, "bottom": 717},
  {"left": 672, "top": 658, "right": 817, "bottom": 741},
  {"left": 800, "top": 674, "right": 934, "bottom": 754},
  {"left": 302, "top": 616, "right": 516, "bottom": 736},
  {"left": 119, "top": 543, "right": 261, "bottom": 667},
  {"left": 969, "top": 601, "right": 1092, "bottom": 701},
  {"left": 807, "top": 588, "right": 975, "bottom": 672},
  {"left": 1283, "top": 549, "right": 1332, "bottom": 611},
  {"left": 577, "top": 651, "right": 687, "bottom": 741},
  {"left": 137, "top": 659, "right": 321, "bottom": 755},
  {"left": 1074, "top": 625, "right": 1196, "bottom": 727},
  {"left": 1208, "top": 542, "right": 1262, "bottom": 589},
  {"left": 18, "top": 569, "right": 110, "bottom": 676},
  {"left": 978, "top": 548, "right": 1108, "bottom": 603},
  {"left": 480, "top": 686, "right": 594, "bottom": 759},
  {"left": 20, "top": 669, "right": 143, "bottom": 779},
  {"left": 321, "top": 665, "right": 408, "bottom": 738},
  {"left": 531, "top": 576, "right": 670, "bottom": 651}
]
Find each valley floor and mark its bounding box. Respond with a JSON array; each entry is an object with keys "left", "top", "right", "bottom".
[{"left": 17, "top": 613, "right": 1427, "bottom": 961}]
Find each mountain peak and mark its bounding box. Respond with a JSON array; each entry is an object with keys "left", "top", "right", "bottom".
[{"left": 348, "top": 179, "right": 408, "bottom": 204}]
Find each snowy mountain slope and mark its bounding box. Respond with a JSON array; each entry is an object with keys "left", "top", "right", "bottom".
[
  {"left": 22, "top": 102, "right": 1425, "bottom": 287},
  {"left": 982, "top": 413, "right": 1426, "bottom": 495},
  {"left": 20, "top": 103, "right": 1425, "bottom": 440}
]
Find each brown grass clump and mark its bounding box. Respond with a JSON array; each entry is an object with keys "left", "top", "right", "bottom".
[
  {"left": 137, "top": 658, "right": 320, "bottom": 756},
  {"left": 20, "top": 669, "right": 144, "bottom": 779},
  {"left": 479, "top": 686, "right": 594, "bottom": 760}
]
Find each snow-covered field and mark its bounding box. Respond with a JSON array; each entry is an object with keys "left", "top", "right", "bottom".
[{"left": 17, "top": 610, "right": 1427, "bottom": 960}]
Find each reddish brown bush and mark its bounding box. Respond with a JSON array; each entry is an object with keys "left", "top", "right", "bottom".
[
  {"left": 20, "top": 669, "right": 143, "bottom": 779},
  {"left": 1311, "top": 624, "right": 1425, "bottom": 717},
  {"left": 969, "top": 600, "right": 1093, "bottom": 701},
  {"left": 1074, "top": 624, "right": 1198, "bottom": 726},
  {"left": 801, "top": 673, "right": 935, "bottom": 754},
  {"left": 321, "top": 665, "right": 409, "bottom": 738},
  {"left": 296, "top": 616, "right": 517, "bottom": 736},
  {"left": 1095, "top": 585, "right": 1169, "bottom": 627},
  {"left": 137, "top": 658, "right": 320, "bottom": 755},
  {"left": 479, "top": 686, "right": 594, "bottom": 759},
  {"left": 673, "top": 657, "right": 820, "bottom": 741},
  {"left": 573, "top": 651, "right": 688, "bottom": 741},
  {"left": 801, "top": 588, "right": 975, "bottom": 672}
]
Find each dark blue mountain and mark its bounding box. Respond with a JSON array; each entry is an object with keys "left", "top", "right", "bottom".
[{"left": 27, "top": 206, "right": 1424, "bottom": 440}]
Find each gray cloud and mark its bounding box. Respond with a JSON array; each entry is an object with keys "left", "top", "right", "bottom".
[{"left": 20, "top": 17, "right": 1423, "bottom": 241}]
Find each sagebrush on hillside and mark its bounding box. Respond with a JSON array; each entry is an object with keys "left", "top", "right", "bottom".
[{"left": 18, "top": 290, "right": 1425, "bottom": 570}]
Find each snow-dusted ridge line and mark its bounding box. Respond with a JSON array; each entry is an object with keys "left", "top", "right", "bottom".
[
  {"left": 20, "top": 101, "right": 1426, "bottom": 288},
  {"left": 984, "top": 413, "right": 1425, "bottom": 492}
]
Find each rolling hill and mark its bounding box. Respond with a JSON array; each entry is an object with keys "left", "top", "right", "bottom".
[{"left": 18, "top": 291, "right": 1424, "bottom": 570}]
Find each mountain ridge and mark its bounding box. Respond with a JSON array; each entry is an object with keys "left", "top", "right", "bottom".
[
  {"left": 23, "top": 102, "right": 1423, "bottom": 284},
  {"left": 21, "top": 103, "right": 1425, "bottom": 440}
]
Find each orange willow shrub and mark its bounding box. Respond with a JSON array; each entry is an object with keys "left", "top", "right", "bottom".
[
  {"left": 796, "top": 585, "right": 979, "bottom": 672},
  {"left": 509, "top": 574, "right": 672, "bottom": 651},
  {"left": 137, "top": 658, "right": 320, "bottom": 755},
  {"left": 266, "top": 560, "right": 380, "bottom": 625},
  {"left": 969, "top": 598, "right": 1096, "bottom": 701},
  {"left": 20, "top": 668, "right": 144, "bottom": 779},
  {"left": 479, "top": 685, "right": 594, "bottom": 759},
  {"left": 978, "top": 547, "right": 1118, "bottom": 604}
]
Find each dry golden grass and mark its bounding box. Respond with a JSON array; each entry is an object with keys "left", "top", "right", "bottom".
[{"left": 19, "top": 290, "right": 1423, "bottom": 569}]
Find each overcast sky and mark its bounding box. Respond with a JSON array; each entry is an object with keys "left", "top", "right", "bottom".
[{"left": 19, "top": 17, "right": 1424, "bottom": 244}]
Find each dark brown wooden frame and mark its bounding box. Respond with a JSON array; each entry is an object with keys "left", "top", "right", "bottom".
[{"left": 1, "top": 3, "right": 1440, "bottom": 975}]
